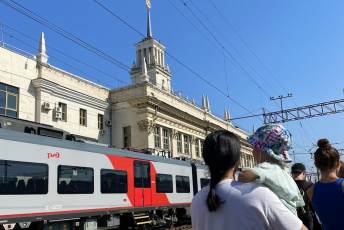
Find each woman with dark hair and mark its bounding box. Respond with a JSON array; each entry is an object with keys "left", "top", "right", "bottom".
[
  {"left": 307, "top": 139, "right": 344, "bottom": 230},
  {"left": 191, "top": 130, "right": 307, "bottom": 230}
]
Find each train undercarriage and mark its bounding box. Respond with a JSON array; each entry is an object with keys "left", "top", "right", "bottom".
[{"left": 1, "top": 207, "right": 190, "bottom": 230}]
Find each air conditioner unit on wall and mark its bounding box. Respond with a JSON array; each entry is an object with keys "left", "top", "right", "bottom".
[
  {"left": 54, "top": 107, "right": 63, "bottom": 120},
  {"left": 56, "top": 107, "right": 62, "bottom": 113},
  {"left": 43, "top": 102, "right": 52, "bottom": 110},
  {"left": 54, "top": 112, "right": 62, "bottom": 120}
]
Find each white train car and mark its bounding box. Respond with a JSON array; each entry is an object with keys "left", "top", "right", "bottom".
[{"left": 0, "top": 129, "right": 209, "bottom": 229}]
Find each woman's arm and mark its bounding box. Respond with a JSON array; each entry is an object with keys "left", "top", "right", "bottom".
[{"left": 238, "top": 170, "right": 258, "bottom": 182}]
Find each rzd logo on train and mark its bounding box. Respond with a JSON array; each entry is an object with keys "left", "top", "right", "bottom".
[{"left": 48, "top": 152, "right": 61, "bottom": 159}]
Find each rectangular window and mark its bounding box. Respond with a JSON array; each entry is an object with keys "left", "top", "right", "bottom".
[
  {"left": 0, "top": 160, "right": 48, "bottom": 194},
  {"left": 162, "top": 128, "right": 170, "bottom": 150},
  {"left": 58, "top": 165, "right": 94, "bottom": 194},
  {"left": 195, "top": 139, "right": 200, "bottom": 157},
  {"left": 183, "top": 135, "right": 190, "bottom": 154},
  {"left": 101, "top": 169, "right": 127, "bottom": 193},
  {"left": 123, "top": 126, "right": 131, "bottom": 148},
  {"left": 156, "top": 173, "right": 173, "bottom": 193},
  {"left": 79, "top": 109, "right": 87, "bottom": 126},
  {"left": 176, "top": 175, "right": 190, "bottom": 193},
  {"left": 134, "top": 161, "right": 151, "bottom": 188},
  {"left": 58, "top": 102, "right": 67, "bottom": 122},
  {"left": 177, "top": 133, "right": 182, "bottom": 153},
  {"left": 0, "top": 82, "right": 19, "bottom": 118},
  {"left": 200, "top": 178, "right": 210, "bottom": 188},
  {"left": 154, "top": 126, "right": 161, "bottom": 148},
  {"left": 98, "top": 114, "right": 104, "bottom": 130}
]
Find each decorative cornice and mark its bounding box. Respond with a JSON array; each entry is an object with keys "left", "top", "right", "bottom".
[
  {"left": 32, "top": 78, "right": 109, "bottom": 110},
  {"left": 41, "top": 64, "right": 110, "bottom": 91},
  {"left": 131, "top": 64, "right": 171, "bottom": 77}
]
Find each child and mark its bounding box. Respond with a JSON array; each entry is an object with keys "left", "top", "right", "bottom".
[{"left": 238, "top": 124, "right": 304, "bottom": 215}]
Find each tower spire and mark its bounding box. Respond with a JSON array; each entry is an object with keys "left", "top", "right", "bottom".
[
  {"left": 146, "top": 0, "right": 152, "bottom": 38},
  {"left": 201, "top": 95, "right": 207, "bottom": 110},
  {"left": 37, "top": 32, "right": 48, "bottom": 64},
  {"left": 224, "top": 108, "right": 231, "bottom": 122},
  {"left": 206, "top": 95, "right": 211, "bottom": 112}
]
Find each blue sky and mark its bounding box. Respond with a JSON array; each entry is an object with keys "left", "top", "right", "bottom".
[{"left": 1, "top": 0, "right": 344, "bottom": 171}]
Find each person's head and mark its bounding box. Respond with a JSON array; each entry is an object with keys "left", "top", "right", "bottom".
[
  {"left": 338, "top": 161, "right": 344, "bottom": 178},
  {"left": 291, "top": 163, "right": 306, "bottom": 180},
  {"left": 202, "top": 130, "right": 241, "bottom": 212},
  {"left": 314, "top": 139, "right": 340, "bottom": 175},
  {"left": 248, "top": 124, "right": 292, "bottom": 165}
]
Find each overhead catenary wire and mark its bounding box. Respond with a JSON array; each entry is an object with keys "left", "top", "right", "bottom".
[
  {"left": 1, "top": 22, "right": 129, "bottom": 86},
  {"left": 0, "top": 0, "right": 130, "bottom": 72},
  {"left": 187, "top": 0, "right": 281, "bottom": 98},
  {"left": 208, "top": 0, "right": 286, "bottom": 92},
  {"left": 166, "top": 0, "right": 221, "bottom": 54},
  {"left": 2, "top": 31, "right": 110, "bottom": 87},
  {"left": 170, "top": 1, "right": 269, "bottom": 120},
  {"left": 205, "top": 0, "right": 316, "bottom": 142},
  {"left": 179, "top": 0, "right": 273, "bottom": 103}
]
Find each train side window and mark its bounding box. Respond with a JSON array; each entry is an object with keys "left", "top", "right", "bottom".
[
  {"left": 101, "top": 169, "right": 127, "bottom": 193},
  {"left": 134, "top": 161, "right": 151, "bottom": 188},
  {"left": 0, "top": 160, "right": 48, "bottom": 195},
  {"left": 200, "top": 178, "right": 210, "bottom": 188},
  {"left": 156, "top": 173, "right": 173, "bottom": 193},
  {"left": 176, "top": 175, "right": 190, "bottom": 193},
  {"left": 58, "top": 165, "right": 94, "bottom": 194}
]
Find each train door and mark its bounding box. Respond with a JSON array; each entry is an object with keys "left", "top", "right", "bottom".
[{"left": 133, "top": 160, "right": 152, "bottom": 207}]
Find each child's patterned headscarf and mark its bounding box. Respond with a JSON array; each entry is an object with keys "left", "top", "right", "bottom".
[{"left": 248, "top": 124, "right": 292, "bottom": 162}]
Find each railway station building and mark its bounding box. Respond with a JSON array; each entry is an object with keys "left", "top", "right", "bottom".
[{"left": 0, "top": 10, "right": 254, "bottom": 168}]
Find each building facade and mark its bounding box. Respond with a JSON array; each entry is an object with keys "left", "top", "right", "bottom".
[
  {"left": 0, "top": 6, "right": 254, "bottom": 168},
  {"left": 0, "top": 34, "right": 111, "bottom": 145}
]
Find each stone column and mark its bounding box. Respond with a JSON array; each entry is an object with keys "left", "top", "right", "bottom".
[{"left": 34, "top": 87, "right": 41, "bottom": 123}]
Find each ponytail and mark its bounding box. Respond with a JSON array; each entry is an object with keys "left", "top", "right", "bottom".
[
  {"left": 202, "top": 130, "right": 241, "bottom": 212},
  {"left": 206, "top": 170, "right": 224, "bottom": 212}
]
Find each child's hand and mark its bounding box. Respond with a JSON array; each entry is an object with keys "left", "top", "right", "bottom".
[{"left": 238, "top": 170, "right": 258, "bottom": 182}]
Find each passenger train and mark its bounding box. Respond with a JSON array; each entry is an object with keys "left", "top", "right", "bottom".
[{"left": 0, "top": 120, "right": 209, "bottom": 230}]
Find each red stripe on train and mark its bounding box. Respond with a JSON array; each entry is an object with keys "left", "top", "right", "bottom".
[{"left": 105, "top": 154, "right": 171, "bottom": 207}]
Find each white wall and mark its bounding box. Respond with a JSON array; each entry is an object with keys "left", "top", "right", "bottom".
[
  {"left": 0, "top": 47, "right": 111, "bottom": 144},
  {"left": 0, "top": 47, "right": 37, "bottom": 121}
]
